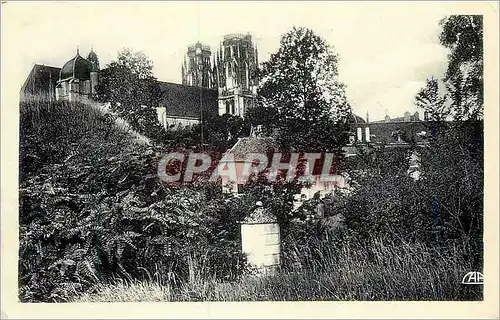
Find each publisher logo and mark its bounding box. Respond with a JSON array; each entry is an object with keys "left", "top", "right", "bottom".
[{"left": 461, "top": 271, "right": 484, "bottom": 285}]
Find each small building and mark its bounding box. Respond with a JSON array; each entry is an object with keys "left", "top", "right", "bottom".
[
  {"left": 220, "top": 127, "right": 346, "bottom": 199},
  {"left": 219, "top": 134, "right": 278, "bottom": 194},
  {"left": 240, "top": 202, "right": 281, "bottom": 274}
]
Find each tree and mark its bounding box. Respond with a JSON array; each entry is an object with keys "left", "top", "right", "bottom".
[
  {"left": 418, "top": 121, "right": 483, "bottom": 266},
  {"left": 414, "top": 77, "right": 449, "bottom": 121},
  {"left": 256, "top": 27, "right": 351, "bottom": 153},
  {"left": 200, "top": 113, "right": 250, "bottom": 152},
  {"left": 439, "top": 15, "right": 483, "bottom": 120},
  {"left": 116, "top": 47, "right": 155, "bottom": 79},
  {"left": 97, "top": 48, "right": 164, "bottom": 141}
]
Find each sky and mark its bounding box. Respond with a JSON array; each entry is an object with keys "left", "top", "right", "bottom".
[{"left": 3, "top": 1, "right": 453, "bottom": 121}]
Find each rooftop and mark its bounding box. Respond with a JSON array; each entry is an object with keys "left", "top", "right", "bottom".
[
  {"left": 157, "top": 81, "right": 219, "bottom": 119},
  {"left": 226, "top": 136, "right": 279, "bottom": 161}
]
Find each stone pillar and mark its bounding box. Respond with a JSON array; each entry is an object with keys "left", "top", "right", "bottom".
[{"left": 240, "top": 202, "right": 281, "bottom": 275}]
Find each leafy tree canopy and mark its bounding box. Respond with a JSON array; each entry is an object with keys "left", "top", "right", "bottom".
[
  {"left": 97, "top": 48, "right": 163, "bottom": 142},
  {"left": 255, "top": 27, "right": 351, "bottom": 153},
  {"left": 439, "top": 15, "right": 483, "bottom": 120},
  {"left": 414, "top": 77, "right": 449, "bottom": 121}
]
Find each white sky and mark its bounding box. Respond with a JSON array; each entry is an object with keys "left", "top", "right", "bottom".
[{"left": 3, "top": 1, "right": 453, "bottom": 121}]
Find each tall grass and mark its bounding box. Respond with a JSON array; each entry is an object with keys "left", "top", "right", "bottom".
[
  {"left": 20, "top": 96, "right": 151, "bottom": 147},
  {"left": 75, "top": 238, "right": 481, "bottom": 302}
]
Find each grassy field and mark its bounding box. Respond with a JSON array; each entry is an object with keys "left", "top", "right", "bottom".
[{"left": 75, "top": 238, "right": 482, "bottom": 302}]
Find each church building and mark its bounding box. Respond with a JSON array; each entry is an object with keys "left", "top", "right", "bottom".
[
  {"left": 214, "top": 33, "right": 259, "bottom": 118},
  {"left": 179, "top": 33, "right": 259, "bottom": 118},
  {"left": 55, "top": 48, "right": 100, "bottom": 102}
]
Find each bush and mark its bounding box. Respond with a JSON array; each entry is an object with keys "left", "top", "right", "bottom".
[
  {"left": 331, "top": 121, "right": 483, "bottom": 269},
  {"left": 19, "top": 100, "right": 247, "bottom": 302}
]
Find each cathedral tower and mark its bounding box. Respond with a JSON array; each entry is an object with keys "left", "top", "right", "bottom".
[
  {"left": 214, "top": 33, "right": 259, "bottom": 118},
  {"left": 181, "top": 42, "right": 215, "bottom": 88}
]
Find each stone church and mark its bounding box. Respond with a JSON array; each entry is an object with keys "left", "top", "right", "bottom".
[
  {"left": 20, "top": 33, "right": 429, "bottom": 147},
  {"left": 21, "top": 33, "right": 259, "bottom": 128},
  {"left": 180, "top": 33, "right": 259, "bottom": 118},
  {"left": 21, "top": 48, "right": 100, "bottom": 102}
]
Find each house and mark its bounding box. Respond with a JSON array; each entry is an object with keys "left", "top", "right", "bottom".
[{"left": 219, "top": 125, "right": 347, "bottom": 199}]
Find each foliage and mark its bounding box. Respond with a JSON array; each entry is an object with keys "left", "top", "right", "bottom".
[
  {"left": 198, "top": 113, "right": 251, "bottom": 153},
  {"left": 19, "top": 100, "right": 247, "bottom": 302},
  {"left": 439, "top": 15, "right": 483, "bottom": 120},
  {"left": 76, "top": 238, "right": 481, "bottom": 301},
  {"left": 256, "top": 26, "right": 351, "bottom": 153},
  {"left": 115, "top": 48, "right": 155, "bottom": 79},
  {"left": 96, "top": 48, "right": 165, "bottom": 144},
  {"left": 337, "top": 147, "right": 429, "bottom": 242},
  {"left": 414, "top": 77, "right": 449, "bottom": 121},
  {"left": 418, "top": 121, "right": 483, "bottom": 266},
  {"left": 238, "top": 175, "right": 304, "bottom": 226},
  {"left": 334, "top": 120, "right": 483, "bottom": 268}
]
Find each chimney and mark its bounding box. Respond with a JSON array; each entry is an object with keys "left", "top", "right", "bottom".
[{"left": 366, "top": 111, "right": 369, "bottom": 123}]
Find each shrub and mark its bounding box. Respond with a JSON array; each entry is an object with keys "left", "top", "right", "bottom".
[{"left": 19, "top": 100, "right": 247, "bottom": 302}]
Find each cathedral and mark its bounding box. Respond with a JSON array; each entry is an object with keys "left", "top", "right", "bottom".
[
  {"left": 21, "top": 33, "right": 259, "bottom": 126},
  {"left": 180, "top": 33, "right": 259, "bottom": 118},
  {"left": 21, "top": 33, "right": 428, "bottom": 143}
]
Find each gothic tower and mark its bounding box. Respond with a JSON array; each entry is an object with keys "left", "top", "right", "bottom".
[
  {"left": 214, "top": 33, "right": 259, "bottom": 118},
  {"left": 181, "top": 42, "right": 215, "bottom": 88}
]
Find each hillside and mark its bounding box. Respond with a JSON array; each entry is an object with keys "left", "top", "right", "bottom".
[{"left": 19, "top": 99, "right": 248, "bottom": 302}]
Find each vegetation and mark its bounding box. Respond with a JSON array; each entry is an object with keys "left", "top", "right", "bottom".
[
  {"left": 19, "top": 19, "right": 483, "bottom": 303},
  {"left": 416, "top": 15, "right": 483, "bottom": 121},
  {"left": 19, "top": 98, "right": 482, "bottom": 302},
  {"left": 75, "top": 238, "right": 480, "bottom": 302},
  {"left": 18, "top": 100, "right": 247, "bottom": 302},
  {"left": 414, "top": 77, "right": 448, "bottom": 121},
  {"left": 96, "top": 48, "right": 166, "bottom": 144},
  {"left": 254, "top": 27, "right": 351, "bottom": 154}
]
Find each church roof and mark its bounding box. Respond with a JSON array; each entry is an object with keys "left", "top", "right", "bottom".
[
  {"left": 60, "top": 52, "right": 93, "bottom": 81},
  {"left": 347, "top": 113, "right": 366, "bottom": 124},
  {"left": 20, "top": 64, "right": 60, "bottom": 98},
  {"left": 157, "top": 81, "right": 219, "bottom": 119}
]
